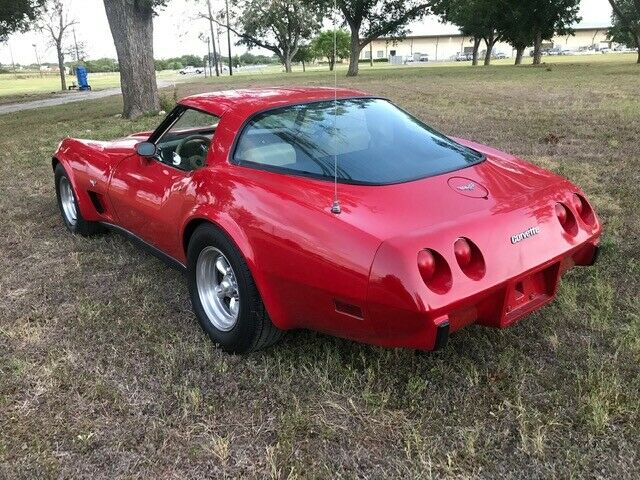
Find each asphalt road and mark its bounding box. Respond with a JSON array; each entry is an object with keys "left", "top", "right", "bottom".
[{"left": 0, "top": 80, "right": 176, "bottom": 115}]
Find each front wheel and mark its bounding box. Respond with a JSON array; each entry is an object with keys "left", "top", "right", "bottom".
[{"left": 187, "top": 224, "right": 284, "bottom": 353}]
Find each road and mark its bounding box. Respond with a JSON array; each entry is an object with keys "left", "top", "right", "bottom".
[{"left": 0, "top": 80, "right": 176, "bottom": 115}]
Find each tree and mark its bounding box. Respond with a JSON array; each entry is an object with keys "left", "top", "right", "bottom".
[
  {"left": 39, "top": 0, "right": 75, "bottom": 91},
  {"left": 224, "top": 1, "right": 323, "bottom": 73},
  {"left": 432, "top": 0, "right": 505, "bottom": 66},
  {"left": 0, "top": 0, "right": 44, "bottom": 41},
  {"left": 311, "top": 29, "right": 350, "bottom": 70},
  {"left": 527, "top": 0, "right": 581, "bottom": 65},
  {"left": 498, "top": 0, "right": 535, "bottom": 64},
  {"left": 336, "top": 1, "right": 432, "bottom": 76},
  {"left": 292, "top": 44, "right": 314, "bottom": 72},
  {"left": 608, "top": 0, "right": 640, "bottom": 63},
  {"left": 103, "top": 0, "right": 167, "bottom": 119},
  {"left": 85, "top": 57, "right": 119, "bottom": 73}
]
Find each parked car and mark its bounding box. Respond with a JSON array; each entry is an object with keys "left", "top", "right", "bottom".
[
  {"left": 492, "top": 51, "right": 507, "bottom": 59},
  {"left": 52, "top": 87, "right": 602, "bottom": 353},
  {"left": 455, "top": 52, "right": 471, "bottom": 61},
  {"left": 179, "top": 66, "right": 203, "bottom": 75},
  {"left": 418, "top": 54, "right": 429, "bottom": 62}
]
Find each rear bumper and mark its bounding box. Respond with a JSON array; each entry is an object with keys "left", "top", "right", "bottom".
[{"left": 365, "top": 239, "right": 600, "bottom": 351}]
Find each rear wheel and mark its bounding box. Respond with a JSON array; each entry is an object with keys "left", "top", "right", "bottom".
[
  {"left": 187, "top": 223, "right": 284, "bottom": 353},
  {"left": 54, "top": 164, "right": 102, "bottom": 236}
]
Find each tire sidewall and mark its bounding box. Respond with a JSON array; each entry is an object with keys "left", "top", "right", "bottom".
[
  {"left": 55, "top": 164, "right": 82, "bottom": 234},
  {"left": 187, "top": 225, "right": 257, "bottom": 353}
]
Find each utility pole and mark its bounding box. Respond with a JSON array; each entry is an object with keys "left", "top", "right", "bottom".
[
  {"left": 72, "top": 28, "right": 80, "bottom": 61},
  {"left": 369, "top": 42, "right": 373, "bottom": 67},
  {"left": 225, "top": 0, "right": 233, "bottom": 75},
  {"left": 32, "top": 44, "right": 42, "bottom": 77},
  {"left": 206, "top": 0, "right": 219, "bottom": 76},
  {"left": 216, "top": 26, "right": 222, "bottom": 74},
  {"left": 8, "top": 41, "right": 16, "bottom": 73},
  {"left": 207, "top": 36, "right": 212, "bottom": 77}
]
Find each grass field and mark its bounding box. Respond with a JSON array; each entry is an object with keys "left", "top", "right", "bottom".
[
  {"left": 1, "top": 51, "right": 636, "bottom": 103},
  {"left": 1, "top": 60, "right": 638, "bottom": 478}
]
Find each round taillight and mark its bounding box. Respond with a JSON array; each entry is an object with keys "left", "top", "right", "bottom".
[
  {"left": 555, "top": 202, "right": 578, "bottom": 236},
  {"left": 454, "top": 238, "right": 472, "bottom": 267},
  {"left": 572, "top": 193, "right": 596, "bottom": 227},
  {"left": 453, "top": 237, "right": 486, "bottom": 280},
  {"left": 572, "top": 193, "right": 583, "bottom": 215},
  {"left": 555, "top": 203, "right": 568, "bottom": 225},
  {"left": 417, "top": 249, "right": 452, "bottom": 294},
  {"left": 417, "top": 249, "right": 436, "bottom": 282}
]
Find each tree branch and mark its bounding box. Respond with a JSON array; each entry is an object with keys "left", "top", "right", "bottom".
[{"left": 210, "top": 17, "right": 283, "bottom": 58}]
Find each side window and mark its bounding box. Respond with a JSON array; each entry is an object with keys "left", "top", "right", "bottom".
[{"left": 156, "top": 108, "right": 220, "bottom": 171}]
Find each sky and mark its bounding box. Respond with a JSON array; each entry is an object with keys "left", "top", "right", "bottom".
[{"left": 1, "top": 0, "right": 614, "bottom": 66}]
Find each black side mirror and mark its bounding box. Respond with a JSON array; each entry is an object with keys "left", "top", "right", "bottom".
[{"left": 136, "top": 141, "right": 157, "bottom": 157}]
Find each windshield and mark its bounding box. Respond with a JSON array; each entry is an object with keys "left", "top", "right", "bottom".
[{"left": 233, "top": 98, "right": 484, "bottom": 185}]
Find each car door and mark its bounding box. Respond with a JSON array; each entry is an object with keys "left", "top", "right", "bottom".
[{"left": 108, "top": 107, "right": 220, "bottom": 259}]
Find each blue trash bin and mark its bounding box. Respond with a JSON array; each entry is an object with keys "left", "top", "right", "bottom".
[{"left": 76, "top": 65, "right": 91, "bottom": 91}]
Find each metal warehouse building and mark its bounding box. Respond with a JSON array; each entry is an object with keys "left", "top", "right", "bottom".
[{"left": 360, "top": 27, "right": 612, "bottom": 61}]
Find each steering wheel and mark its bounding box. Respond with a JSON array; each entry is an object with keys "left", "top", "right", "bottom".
[{"left": 175, "top": 135, "right": 211, "bottom": 166}]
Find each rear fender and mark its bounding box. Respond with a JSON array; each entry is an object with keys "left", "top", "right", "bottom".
[{"left": 182, "top": 207, "right": 289, "bottom": 330}]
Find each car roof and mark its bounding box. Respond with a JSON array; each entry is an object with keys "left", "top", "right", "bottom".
[{"left": 179, "top": 86, "right": 370, "bottom": 118}]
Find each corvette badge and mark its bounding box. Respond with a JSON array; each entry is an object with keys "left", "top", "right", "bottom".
[{"left": 511, "top": 226, "right": 540, "bottom": 244}]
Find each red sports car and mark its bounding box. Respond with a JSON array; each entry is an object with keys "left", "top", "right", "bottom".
[{"left": 52, "top": 87, "right": 601, "bottom": 353}]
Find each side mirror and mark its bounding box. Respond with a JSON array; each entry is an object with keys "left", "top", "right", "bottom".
[{"left": 135, "top": 141, "right": 157, "bottom": 157}]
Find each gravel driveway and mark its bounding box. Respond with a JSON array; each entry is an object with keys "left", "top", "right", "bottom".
[{"left": 0, "top": 80, "right": 176, "bottom": 115}]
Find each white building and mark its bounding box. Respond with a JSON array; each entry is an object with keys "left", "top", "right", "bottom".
[{"left": 360, "top": 27, "right": 613, "bottom": 61}]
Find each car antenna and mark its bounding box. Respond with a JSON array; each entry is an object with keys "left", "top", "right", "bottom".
[{"left": 331, "top": 0, "right": 341, "bottom": 215}]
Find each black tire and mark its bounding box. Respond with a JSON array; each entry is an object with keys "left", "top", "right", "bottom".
[
  {"left": 54, "top": 163, "right": 103, "bottom": 237},
  {"left": 187, "top": 223, "right": 284, "bottom": 353}
]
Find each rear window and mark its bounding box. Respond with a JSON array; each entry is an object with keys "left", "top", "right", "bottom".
[{"left": 233, "top": 98, "right": 483, "bottom": 185}]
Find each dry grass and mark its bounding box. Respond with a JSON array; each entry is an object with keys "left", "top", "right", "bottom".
[{"left": 1, "top": 61, "right": 639, "bottom": 479}]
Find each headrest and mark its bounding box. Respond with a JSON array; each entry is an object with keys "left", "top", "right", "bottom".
[{"left": 240, "top": 142, "right": 296, "bottom": 167}]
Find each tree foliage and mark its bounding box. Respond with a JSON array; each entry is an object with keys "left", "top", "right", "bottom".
[
  {"left": 432, "top": 0, "right": 505, "bottom": 65},
  {"left": 310, "top": 29, "right": 350, "bottom": 70},
  {"left": 433, "top": 0, "right": 580, "bottom": 66},
  {"left": 292, "top": 44, "right": 314, "bottom": 71},
  {"left": 335, "top": 0, "right": 432, "bottom": 76},
  {"left": 84, "top": 57, "right": 119, "bottom": 72},
  {"left": 608, "top": 0, "right": 640, "bottom": 63},
  {"left": 228, "top": 0, "right": 323, "bottom": 73},
  {"left": 0, "top": 0, "right": 44, "bottom": 40},
  {"left": 524, "top": 0, "right": 581, "bottom": 64}
]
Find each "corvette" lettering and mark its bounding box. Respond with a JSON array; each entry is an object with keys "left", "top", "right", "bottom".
[{"left": 511, "top": 226, "right": 540, "bottom": 244}]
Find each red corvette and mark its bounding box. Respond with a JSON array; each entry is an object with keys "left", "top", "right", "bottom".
[{"left": 52, "top": 87, "right": 601, "bottom": 353}]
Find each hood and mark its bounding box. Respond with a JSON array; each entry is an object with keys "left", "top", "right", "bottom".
[{"left": 73, "top": 132, "right": 151, "bottom": 158}]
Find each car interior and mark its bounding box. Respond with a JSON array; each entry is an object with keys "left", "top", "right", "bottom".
[{"left": 155, "top": 109, "right": 219, "bottom": 172}]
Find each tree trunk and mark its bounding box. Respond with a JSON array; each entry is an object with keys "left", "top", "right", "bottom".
[
  {"left": 284, "top": 56, "right": 292, "bottom": 73},
  {"left": 483, "top": 34, "right": 496, "bottom": 66},
  {"left": 302, "top": 60, "right": 305, "bottom": 72},
  {"left": 533, "top": 31, "right": 543, "bottom": 65},
  {"left": 515, "top": 46, "right": 524, "bottom": 65},
  {"left": 347, "top": 26, "right": 362, "bottom": 77},
  {"left": 483, "top": 43, "right": 492, "bottom": 65},
  {"left": 472, "top": 37, "right": 481, "bottom": 66},
  {"left": 329, "top": 55, "right": 335, "bottom": 71},
  {"left": 103, "top": 0, "right": 160, "bottom": 119},
  {"left": 56, "top": 43, "right": 66, "bottom": 90},
  {"left": 636, "top": 34, "right": 640, "bottom": 63}
]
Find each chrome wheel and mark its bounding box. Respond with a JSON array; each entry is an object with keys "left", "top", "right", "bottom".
[
  {"left": 196, "top": 247, "right": 240, "bottom": 331},
  {"left": 59, "top": 176, "right": 78, "bottom": 226}
]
